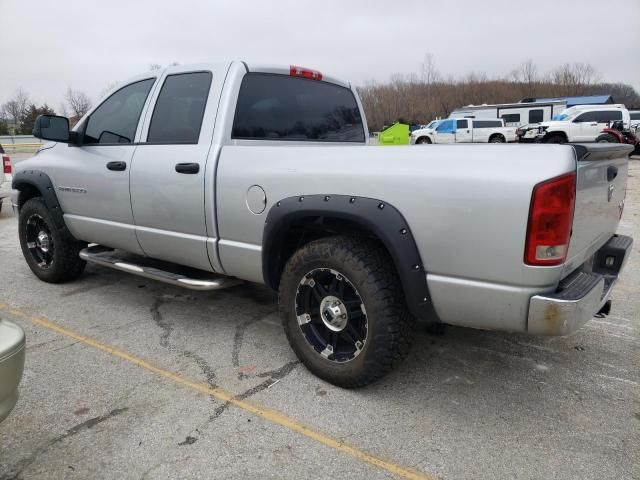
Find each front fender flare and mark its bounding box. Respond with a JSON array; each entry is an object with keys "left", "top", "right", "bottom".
[
  {"left": 262, "top": 194, "right": 436, "bottom": 320},
  {"left": 11, "top": 169, "right": 66, "bottom": 229}
]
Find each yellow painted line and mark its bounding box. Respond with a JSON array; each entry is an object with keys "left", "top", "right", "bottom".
[{"left": 0, "top": 303, "right": 433, "bottom": 480}]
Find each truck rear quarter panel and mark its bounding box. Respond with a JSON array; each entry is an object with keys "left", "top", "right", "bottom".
[{"left": 215, "top": 143, "right": 577, "bottom": 331}]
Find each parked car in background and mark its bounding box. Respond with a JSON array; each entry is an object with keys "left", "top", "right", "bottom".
[
  {"left": 411, "top": 118, "right": 516, "bottom": 144},
  {"left": 449, "top": 99, "right": 567, "bottom": 127},
  {"left": 0, "top": 319, "right": 26, "bottom": 423},
  {"left": 524, "top": 105, "right": 630, "bottom": 143},
  {"left": 409, "top": 120, "right": 441, "bottom": 144},
  {"left": 630, "top": 110, "right": 640, "bottom": 135},
  {"left": 11, "top": 61, "right": 633, "bottom": 387},
  {"left": 0, "top": 145, "right": 13, "bottom": 213}
]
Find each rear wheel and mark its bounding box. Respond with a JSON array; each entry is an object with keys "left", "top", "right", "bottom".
[
  {"left": 489, "top": 134, "right": 506, "bottom": 143},
  {"left": 18, "top": 197, "right": 86, "bottom": 283},
  {"left": 279, "top": 236, "right": 415, "bottom": 388},
  {"left": 596, "top": 133, "right": 619, "bottom": 143}
]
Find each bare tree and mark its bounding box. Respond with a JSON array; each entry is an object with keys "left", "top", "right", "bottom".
[
  {"left": 2, "top": 89, "right": 30, "bottom": 133},
  {"left": 65, "top": 87, "right": 92, "bottom": 118},
  {"left": 420, "top": 53, "right": 439, "bottom": 86}
]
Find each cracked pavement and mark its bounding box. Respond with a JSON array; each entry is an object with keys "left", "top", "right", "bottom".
[{"left": 0, "top": 156, "right": 639, "bottom": 479}]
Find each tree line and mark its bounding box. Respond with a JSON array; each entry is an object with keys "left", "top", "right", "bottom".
[
  {"left": 357, "top": 57, "right": 640, "bottom": 131},
  {"left": 0, "top": 63, "right": 180, "bottom": 136},
  {"left": 0, "top": 87, "right": 92, "bottom": 135},
  {"left": 2, "top": 59, "right": 638, "bottom": 135}
]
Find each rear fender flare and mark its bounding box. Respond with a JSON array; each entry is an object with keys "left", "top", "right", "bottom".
[{"left": 262, "top": 194, "right": 437, "bottom": 320}]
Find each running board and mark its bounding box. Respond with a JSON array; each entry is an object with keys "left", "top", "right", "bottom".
[{"left": 79, "top": 245, "right": 242, "bottom": 291}]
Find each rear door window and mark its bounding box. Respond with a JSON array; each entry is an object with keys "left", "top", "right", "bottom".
[
  {"left": 232, "top": 73, "right": 364, "bottom": 142},
  {"left": 456, "top": 119, "right": 468, "bottom": 129},
  {"left": 83, "top": 78, "right": 155, "bottom": 144},
  {"left": 474, "top": 120, "right": 502, "bottom": 128},
  {"left": 147, "top": 72, "right": 212, "bottom": 144},
  {"left": 595, "top": 110, "right": 622, "bottom": 123}
]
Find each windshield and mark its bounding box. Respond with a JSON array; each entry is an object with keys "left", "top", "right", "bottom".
[
  {"left": 426, "top": 120, "right": 441, "bottom": 129},
  {"left": 552, "top": 108, "right": 577, "bottom": 121}
]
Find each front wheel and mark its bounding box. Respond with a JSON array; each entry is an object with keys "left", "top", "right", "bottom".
[
  {"left": 416, "top": 137, "right": 431, "bottom": 144},
  {"left": 279, "top": 236, "right": 415, "bottom": 388},
  {"left": 18, "top": 197, "right": 86, "bottom": 283}
]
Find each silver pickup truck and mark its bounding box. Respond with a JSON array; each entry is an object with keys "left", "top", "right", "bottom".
[{"left": 11, "top": 62, "right": 633, "bottom": 387}]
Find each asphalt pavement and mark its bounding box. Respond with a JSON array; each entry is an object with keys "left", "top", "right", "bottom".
[{"left": 0, "top": 155, "right": 638, "bottom": 480}]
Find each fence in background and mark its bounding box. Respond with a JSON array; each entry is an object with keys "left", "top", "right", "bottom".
[{"left": 0, "top": 135, "right": 42, "bottom": 152}]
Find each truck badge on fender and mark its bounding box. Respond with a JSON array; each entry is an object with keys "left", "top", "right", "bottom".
[{"left": 57, "top": 186, "right": 87, "bottom": 194}]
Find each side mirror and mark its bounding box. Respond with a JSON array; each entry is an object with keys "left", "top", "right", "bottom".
[{"left": 32, "top": 115, "right": 71, "bottom": 143}]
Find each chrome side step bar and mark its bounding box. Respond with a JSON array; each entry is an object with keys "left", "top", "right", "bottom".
[{"left": 79, "top": 245, "right": 242, "bottom": 291}]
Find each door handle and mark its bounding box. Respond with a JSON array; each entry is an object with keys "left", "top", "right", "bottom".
[
  {"left": 106, "top": 161, "right": 126, "bottom": 171},
  {"left": 607, "top": 166, "right": 618, "bottom": 181},
  {"left": 590, "top": 122, "right": 598, "bottom": 126},
  {"left": 175, "top": 162, "right": 200, "bottom": 174}
]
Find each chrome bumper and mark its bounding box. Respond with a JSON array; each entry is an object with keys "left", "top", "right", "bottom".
[{"left": 527, "top": 235, "right": 633, "bottom": 335}]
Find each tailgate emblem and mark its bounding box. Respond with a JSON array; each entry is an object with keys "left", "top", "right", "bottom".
[{"left": 607, "top": 184, "right": 614, "bottom": 202}]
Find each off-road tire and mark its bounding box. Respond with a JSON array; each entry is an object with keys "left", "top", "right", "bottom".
[
  {"left": 19, "top": 197, "right": 86, "bottom": 283},
  {"left": 279, "top": 235, "right": 415, "bottom": 388}
]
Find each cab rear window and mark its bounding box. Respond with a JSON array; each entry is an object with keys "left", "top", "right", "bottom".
[{"left": 232, "top": 73, "right": 365, "bottom": 142}]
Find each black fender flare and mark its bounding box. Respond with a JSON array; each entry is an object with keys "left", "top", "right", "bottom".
[
  {"left": 11, "top": 169, "right": 66, "bottom": 230},
  {"left": 262, "top": 194, "right": 437, "bottom": 320}
]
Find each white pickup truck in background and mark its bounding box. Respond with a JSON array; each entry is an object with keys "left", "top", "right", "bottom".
[{"left": 410, "top": 118, "right": 517, "bottom": 144}]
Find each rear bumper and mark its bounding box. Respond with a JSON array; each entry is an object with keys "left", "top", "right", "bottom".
[{"left": 527, "top": 234, "right": 633, "bottom": 335}]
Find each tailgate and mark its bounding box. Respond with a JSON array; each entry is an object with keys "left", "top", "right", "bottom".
[{"left": 562, "top": 144, "right": 632, "bottom": 276}]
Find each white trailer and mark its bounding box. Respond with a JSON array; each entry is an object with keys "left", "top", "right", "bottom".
[{"left": 449, "top": 100, "right": 567, "bottom": 127}]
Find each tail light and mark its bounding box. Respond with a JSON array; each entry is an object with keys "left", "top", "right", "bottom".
[
  {"left": 524, "top": 172, "right": 576, "bottom": 266},
  {"left": 2, "top": 154, "right": 10, "bottom": 175},
  {"left": 290, "top": 65, "right": 322, "bottom": 81}
]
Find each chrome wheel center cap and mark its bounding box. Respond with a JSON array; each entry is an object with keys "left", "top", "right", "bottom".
[
  {"left": 320, "top": 295, "right": 348, "bottom": 332},
  {"left": 36, "top": 231, "right": 51, "bottom": 252}
]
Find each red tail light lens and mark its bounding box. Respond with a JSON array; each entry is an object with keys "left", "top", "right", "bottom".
[
  {"left": 524, "top": 172, "right": 576, "bottom": 266},
  {"left": 290, "top": 65, "right": 322, "bottom": 81},
  {"left": 2, "top": 154, "right": 10, "bottom": 174}
]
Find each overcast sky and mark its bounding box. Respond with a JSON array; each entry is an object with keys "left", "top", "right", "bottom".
[{"left": 1, "top": 0, "right": 639, "bottom": 111}]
